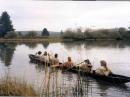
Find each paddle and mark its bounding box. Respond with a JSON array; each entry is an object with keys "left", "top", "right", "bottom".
[
  {"left": 76, "top": 60, "right": 88, "bottom": 67},
  {"left": 75, "top": 60, "right": 86, "bottom": 66}
]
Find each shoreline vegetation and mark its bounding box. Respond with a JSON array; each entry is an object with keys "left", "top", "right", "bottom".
[
  {"left": 0, "top": 37, "right": 129, "bottom": 43},
  {"left": 1, "top": 25, "right": 130, "bottom": 42},
  {"left": 0, "top": 38, "right": 124, "bottom": 43},
  {"left": 0, "top": 75, "right": 36, "bottom": 96},
  {"left": 0, "top": 37, "right": 63, "bottom": 43}
]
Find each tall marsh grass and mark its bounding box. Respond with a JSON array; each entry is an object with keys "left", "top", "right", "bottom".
[{"left": 0, "top": 75, "right": 36, "bottom": 96}]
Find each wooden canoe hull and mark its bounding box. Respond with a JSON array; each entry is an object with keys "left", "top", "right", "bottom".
[
  {"left": 65, "top": 67, "right": 130, "bottom": 84},
  {"left": 29, "top": 54, "right": 51, "bottom": 66}
]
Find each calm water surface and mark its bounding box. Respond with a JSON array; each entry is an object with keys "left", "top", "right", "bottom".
[{"left": 0, "top": 41, "right": 130, "bottom": 97}]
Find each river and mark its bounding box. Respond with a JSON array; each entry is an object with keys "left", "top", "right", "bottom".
[{"left": 0, "top": 40, "right": 130, "bottom": 97}]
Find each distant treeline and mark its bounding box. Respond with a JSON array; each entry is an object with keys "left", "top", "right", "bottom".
[
  {"left": 0, "top": 30, "right": 50, "bottom": 39},
  {"left": 4, "top": 29, "right": 50, "bottom": 38},
  {"left": 1, "top": 11, "right": 130, "bottom": 40},
  {"left": 62, "top": 28, "right": 130, "bottom": 40},
  {"left": 3, "top": 27, "right": 130, "bottom": 40}
]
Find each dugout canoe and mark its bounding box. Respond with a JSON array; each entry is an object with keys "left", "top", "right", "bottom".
[
  {"left": 29, "top": 54, "right": 130, "bottom": 84},
  {"left": 29, "top": 54, "right": 51, "bottom": 65}
]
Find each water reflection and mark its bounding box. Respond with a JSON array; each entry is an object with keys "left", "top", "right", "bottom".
[
  {"left": 0, "top": 43, "right": 16, "bottom": 66},
  {"left": 72, "top": 75, "right": 90, "bottom": 97},
  {"left": 24, "top": 43, "right": 38, "bottom": 49},
  {"left": 62, "top": 40, "right": 130, "bottom": 50},
  {"left": 84, "top": 40, "right": 130, "bottom": 49},
  {"left": 23, "top": 42, "right": 50, "bottom": 49},
  {"left": 42, "top": 41, "right": 49, "bottom": 49},
  {"left": 35, "top": 64, "right": 45, "bottom": 72},
  {"left": 29, "top": 59, "right": 48, "bottom": 72},
  {"left": 40, "top": 67, "right": 63, "bottom": 97},
  {"left": 62, "top": 41, "right": 83, "bottom": 50}
]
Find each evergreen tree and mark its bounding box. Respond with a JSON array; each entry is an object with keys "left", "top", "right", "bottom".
[
  {"left": 41, "top": 28, "right": 49, "bottom": 36},
  {"left": 0, "top": 11, "right": 14, "bottom": 37},
  {"left": 60, "top": 30, "right": 63, "bottom": 35},
  {"left": 0, "top": 17, "right": 4, "bottom": 37}
]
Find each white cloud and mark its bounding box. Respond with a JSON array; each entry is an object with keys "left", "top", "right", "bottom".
[{"left": 0, "top": 1, "right": 130, "bottom": 31}]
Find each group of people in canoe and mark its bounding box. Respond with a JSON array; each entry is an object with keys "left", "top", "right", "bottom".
[
  {"left": 35, "top": 51, "right": 59, "bottom": 65},
  {"left": 35, "top": 51, "right": 112, "bottom": 76}
]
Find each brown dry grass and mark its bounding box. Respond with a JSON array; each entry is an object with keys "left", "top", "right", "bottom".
[
  {"left": 0, "top": 37, "right": 63, "bottom": 43},
  {"left": 0, "top": 76, "right": 36, "bottom": 96}
]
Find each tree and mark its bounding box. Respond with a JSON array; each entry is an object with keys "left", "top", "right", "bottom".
[
  {"left": 0, "top": 11, "right": 14, "bottom": 37},
  {"left": 0, "top": 19, "right": 4, "bottom": 37},
  {"left": 118, "top": 27, "right": 127, "bottom": 39},
  {"left": 62, "top": 28, "right": 74, "bottom": 39},
  {"left": 17, "top": 32, "right": 23, "bottom": 38},
  {"left": 60, "top": 30, "right": 63, "bottom": 35},
  {"left": 41, "top": 28, "right": 49, "bottom": 36},
  {"left": 118, "top": 27, "right": 126, "bottom": 35}
]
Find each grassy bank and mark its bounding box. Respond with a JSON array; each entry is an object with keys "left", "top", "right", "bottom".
[
  {"left": 0, "top": 37, "right": 63, "bottom": 43},
  {"left": 0, "top": 37, "right": 127, "bottom": 43}
]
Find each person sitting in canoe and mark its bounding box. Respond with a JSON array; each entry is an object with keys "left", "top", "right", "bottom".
[
  {"left": 62, "top": 57, "right": 74, "bottom": 68},
  {"left": 50, "top": 53, "right": 59, "bottom": 66},
  {"left": 78, "top": 59, "right": 92, "bottom": 73},
  {"left": 41, "top": 51, "right": 49, "bottom": 63},
  {"left": 35, "top": 51, "right": 42, "bottom": 57},
  {"left": 95, "top": 60, "right": 112, "bottom": 76}
]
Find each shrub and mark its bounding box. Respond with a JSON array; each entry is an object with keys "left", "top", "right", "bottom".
[
  {"left": 4, "top": 31, "right": 17, "bottom": 38},
  {"left": 24, "top": 31, "right": 38, "bottom": 38}
]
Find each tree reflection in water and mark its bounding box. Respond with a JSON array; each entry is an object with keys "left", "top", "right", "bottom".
[
  {"left": 62, "top": 40, "right": 130, "bottom": 50},
  {"left": 24, "top": 43, "right": 38, "bottom": 49},
  {"left": 42, "top": 41, "right": 49, "bottom": 49},
  {"left": 71, "top": 74, "right": 95, "bottom": 97},
  {"left": 35, "top": 63, "right": 45, "bottom": 73},
  {"left": 24, "top": 41, "right": 49, "bottom": 50},
  {"left": 0, "top": 43, "right": 17, "bottom": 67},
  {"left": 62, "top": 41, "right": 83, "bottom": 51}
]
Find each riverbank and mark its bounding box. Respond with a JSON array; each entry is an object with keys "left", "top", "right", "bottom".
[
  {"left": 0, "top": 37, "right": 63, "bottom": 43},
  {"left": 0, "top": 37, "right": 126, "bottom": 43}
]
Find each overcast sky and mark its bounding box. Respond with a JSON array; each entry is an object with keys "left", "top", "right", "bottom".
[{"left": 0, "top": 0, "right": 130, "bottom": 31}]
